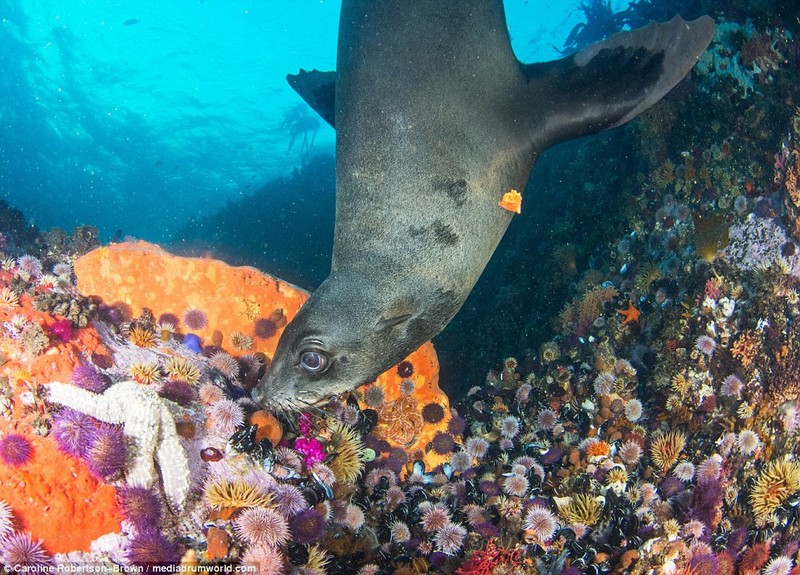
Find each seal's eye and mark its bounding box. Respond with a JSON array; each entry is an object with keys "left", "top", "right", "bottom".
[{"left": 299, "top": 350, "right": 329, "bottom": 374}]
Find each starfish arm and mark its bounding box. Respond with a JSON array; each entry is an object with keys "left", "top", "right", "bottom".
[
  {"left": 107, "top": 382, "right": 165, "bottom": 489},
  {"left": 125, "top": 442, "right": 159, "bottom": 490},
  {"left": 156, "top": 405, "right": 191, "bottom": 511},
  {"left": 46, "top": 382, "right": 125, "bottom": 424}
]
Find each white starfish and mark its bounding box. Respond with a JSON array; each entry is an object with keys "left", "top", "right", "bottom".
[{"left": 46, "top": 380, "right": 191, "bottom": 510}]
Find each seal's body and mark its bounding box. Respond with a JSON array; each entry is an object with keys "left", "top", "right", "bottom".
[{"left": 253, "top": 1, "right": 714, "bottom": 411}]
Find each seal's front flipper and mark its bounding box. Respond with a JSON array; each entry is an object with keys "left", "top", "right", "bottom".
[
  {"left": 524, "top": 15, "right": 715, "bottom": 148},
  {"left": 287, "top": 69, "right": 337, "bottom": 128}
]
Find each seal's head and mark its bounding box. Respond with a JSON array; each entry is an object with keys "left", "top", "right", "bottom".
[{"left": 252, "top": 271, "right": 439, "bottom": 412}]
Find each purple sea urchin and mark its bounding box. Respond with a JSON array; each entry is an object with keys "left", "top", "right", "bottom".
[
  {"left": 52, "top": 262, "right": 72, "bottom": 277},
  {"left": 340, "top": 503, "right": 366, "bottom": 532},
  {"left": 523, "top": 505, "right": 559, "bottom": 542},
  {"left": 720, "top": 374, "right": 743, "bottom": 397},
  {"left": 502, "top": 474, "right": 529, "bottom": 497},
  {"left": 688, "top": 552, "right": 718, "bottom": 574},
  {"left": 51, "top": 407, "right": 94, "bottom": 457},
  {"left": 399, "top": 378, "right": 415, "bottom": 395},
  {"left": 623, "top": 398, "right": 643, "bottom": 422},
  {"left": 536, "top": 408, "right": 558, "bottom": 430},
  {"left": 0, "top": 500, "right": 13, "bottom": 538},
  {"left": 515, "top": 383, "right": 532, "bottom": 403},
  {"left": 447, "top": 413, "right": 466, "bottom": 436},
  {"left": 464, "top": 436, "right": 489, "bottom": 459},
  {"left": 209, "top": 399, "right": 245, "bottom": 436},
  {"left": 389, "top": 520, "right": 411, "bottom": 542},
  {"left": 240, "top": 543, "right": 285, "bottom": 574},
  {"left": 16, "top": 255, "right": 43, "bottom": 279},
  {"left": 421, "top": 402, "right": 445, "bottom": 424},
  {"left": 270, "top": 483, "right": 308, "bottom": 517},
  {"left": 498, "top": 437, "right": 514, "bottom": 451},
  {"left": 473, "top": 521, "right": 502, "bottom": 539},
  {"left": 737, "top": 429, "right": 761, "bottom": 455},
  {"left": 763, "top": 556, "right": 793, "bottom": 575},
  {"left": 420, "top": 504, "right": 451, "bottom": 533},
  {"left": 384, "top": 486, "right": 406, "bottom": 510},
  {"left": 182, "top": 308, "right": 208, "bottom": 330},
  {"left": 479, "top": 480, "right": 502, "bottom": 497},
  {"left": 157, "top": 313, "right": 179, "bottom": 327},
  {"left": 433, "top": 522, "right": 467, "bottom": 555},
  {"left": 513, "top": 455, "right": 538, "bottom": 470},
  {"left": 126, "top": 528, "right": 180, "bottom": 565},
  {"left": 158, "top": 380, "right": 197, "bottom": 407},
  {"left": 209, "top": 352, "right": 240, "bottom": 379},
  {"left": 0, "top": 433, "right": 32, "bottom": 466},
  {"left": 430, "top": 432, "right": 455, "bottom": 455},
  {"left": 234, "top": 506, "right": 290, "bottom": 547},
  {"left": 397, "top": 361, "right": 414, "bottom": 378},
  {"left": 0, "top": 531, "right": 51, "bottom": 567},
  {"left": 86, "top": 424, "right": 126, "bottom": 480},
  {"left": 499, "top": 415, "right": 521, "bottom": 439},
  {"left": 449, "top": 451, "right": 472, "bottom": 472},
  {"left": 682, "top": 519, "right": 705, "bottom": 539},
  {"left": 289, "top": 508, "right": 326, "bottom": 544},
  {"left": 673, "top": 461, "right": 696, "bottom": 482},
  {"left": 362, "top": 385, "right": 385, "bottom": 408},
  {"left": 697, "top": 455, "right": 722, "bottom": 482},
  {"left": 118, "top": 486, "right": 162, "bottom": 531},
  {"left": 198, "top": 384, "right": 224, "bottom": 405},
  {"left": 364, "top": 468, "right": 398, "bottom": 489},
  {"left": 339, "top": 405, "right": 361, "bottom": 427},
  {"left": 593, "top": 371, "right": 616, "bottom": 395},
  {"left": 310, "top": 462, "right": 336, "bottom": 488},
  {"left": 70, "top": 364, "right": 108, "bottom": 393},
  {"left": 659, "top": 475, "right": 684, "bottom": 498},
  {"left": 463, "top": 504, "right": 488, "bottom": 526},
  {"left": 694, "top": 334, "right": 717, "bottom": 356}
]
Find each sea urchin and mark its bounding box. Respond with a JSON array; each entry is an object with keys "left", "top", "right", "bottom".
[{"left": 0, "top": 433, "right": 33, "bottom": 467}]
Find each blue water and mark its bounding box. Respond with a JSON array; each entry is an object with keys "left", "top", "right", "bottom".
[{"left": 0, "top": 0, "right": 629, "bottom": 242}]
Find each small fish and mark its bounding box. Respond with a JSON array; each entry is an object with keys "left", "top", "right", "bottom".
[{"left": 123, "top": 19, "right": 140, "bottom": 26}]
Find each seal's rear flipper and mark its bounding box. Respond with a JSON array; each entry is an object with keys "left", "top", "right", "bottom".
[
  {"left": 524, "top": 15, "right": 715, "bottom": 148},
  {"left": 287, "top": 69, "right": 337, "bottom": 128}
]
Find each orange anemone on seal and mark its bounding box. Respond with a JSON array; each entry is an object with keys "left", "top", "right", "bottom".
[{"left": 498, "top": 189, "right": 523, "bottom": 214}]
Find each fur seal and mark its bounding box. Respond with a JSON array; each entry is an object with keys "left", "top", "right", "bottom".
[{"left": 252, "top": 1, "right": 714, "bottom": 411}]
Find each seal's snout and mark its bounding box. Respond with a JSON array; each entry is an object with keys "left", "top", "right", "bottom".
[{"left": 251, "top": 355, "right": 297, "bottom": 411}]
